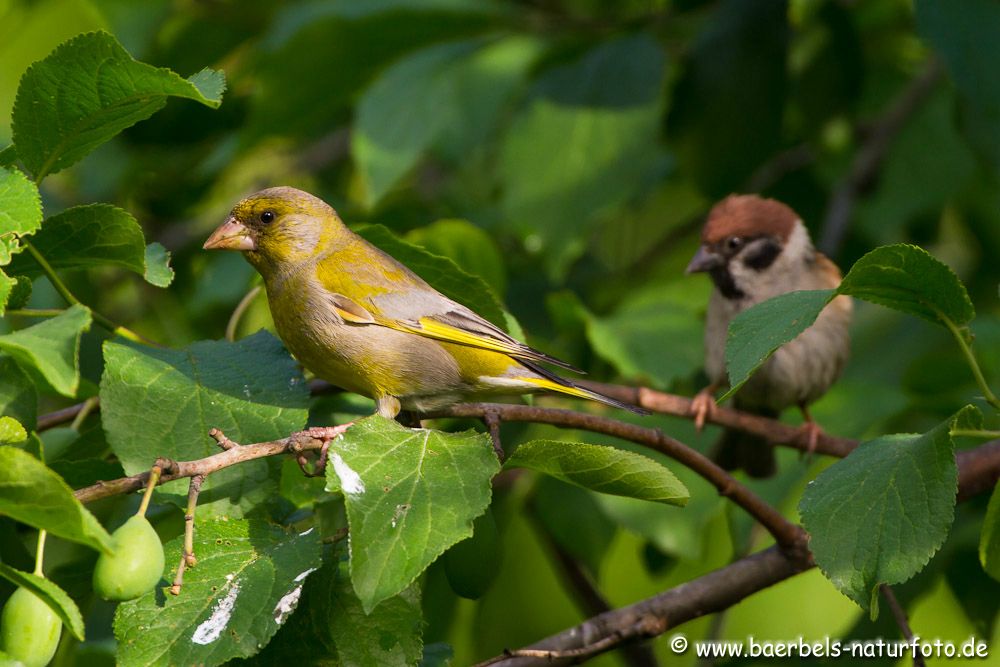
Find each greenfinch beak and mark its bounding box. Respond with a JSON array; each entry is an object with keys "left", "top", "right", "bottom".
[{"left": 204, "top": 217, "right": 255, "bottom": 251}]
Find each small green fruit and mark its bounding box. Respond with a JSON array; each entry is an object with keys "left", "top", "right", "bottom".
[
  {"left": 444, "top": 508, "right": 501, "bottom": 599},
  {"left": 0, "top": 586, "right": 61, "bottom": 667},
  {"left": 92, "top": 515, "right": 165, "bottom": 601}
]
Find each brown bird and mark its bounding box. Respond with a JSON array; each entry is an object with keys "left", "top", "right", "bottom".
[{"left": 686, "top": 195, "right": 852, "bottom": 477}]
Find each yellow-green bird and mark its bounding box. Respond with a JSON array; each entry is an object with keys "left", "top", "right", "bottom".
[{"left": 204, "top": 187, "right": 644, "bottom": 418}]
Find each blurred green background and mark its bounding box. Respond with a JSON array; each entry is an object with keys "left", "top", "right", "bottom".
[{"left": 2, "top": 0, "right": 999, "bottom": 664}]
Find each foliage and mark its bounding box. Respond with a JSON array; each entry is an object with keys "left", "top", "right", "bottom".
[{"left": 0, "top": 1, "right": 999, "bottom": 665}]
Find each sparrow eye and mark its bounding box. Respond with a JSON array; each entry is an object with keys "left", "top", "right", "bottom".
[
  {"left": 727, "top": 236, "right": 744, "bottom": 251},
  {"left": 260, "top": 210, "right": 275, "bottom": 224}
]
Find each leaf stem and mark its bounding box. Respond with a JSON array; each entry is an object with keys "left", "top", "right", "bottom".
[
  {"left": 24, "top": 242, "right": 78, "bottom": 306},
  {"left": 225, "top": 285, "right": 262, "bottom": 342},
  {"left": 942, "top": 316, "right": 1000, "bottom": 410},
  {"left": 951, "top": 429, "right": 1000, "bottom": 439},
  {"left": 137, "top": 465, "right": 162, "bottom": 517},
  {"left": 34, "top": 530, "right": 47, "bottom": 576},
  {"left": 23, "top": 242, "right": 150, "bottom": 345},
  {"left": 70, "top": 397, "right": 99, "bottom": 431},
  {"left": 4, "top": 309, "right": 65, "bottom": 317}
]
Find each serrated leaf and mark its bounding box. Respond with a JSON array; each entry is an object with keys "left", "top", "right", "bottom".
[
  {"left": 505, "top": 439, "right": 688, "bottom": 505},
  {"left": 837, "top": 244, "right": 974, "bottom": 328},
  {"left": 114, "top": 519, "right": 321, "bottom": 667},
  {"left": 0, "top": 417, "right": 26, "bottom": 444},
  {"left": 12, "top": 31, "right": 225, "bottom": 180},
  {"left": 0, "top": 445, "right": 113, "bottom": 553},
  {"left": 0, "top": 355, "right": 36, "bottom": 428},
  {"left": 4, "top": 276, "right": 32, "bottom": 312},
  {"left": 0, "top": 270, "right": 13, "bottom": 315},
  {"left": 406, "top": 219, "right": 507, "bottom": 294},
  {"left": 8, "top": 205, "right": 160, "bottom": 284},
  {"left": 980, "top": 480, "right": 1000, "bottom": 582},
  {"left": 324, "top": 416, "right": 500, "bottom": 612},
  {"left": 0, "top": 166, "right": 42, "bottom": 264},
  {"left": 799, "top": 406, "right": 973, "bottom": 614},
  {"left": 0, "top": 562, "right": 84, "bottom": 640},
  {"left": 721, "top": 289, "right": 836, "bottom": 400},
  {"left": 0, "top": 304, "right": 91, "bottom": 397},
  {"left": 143, "top": 242, "right": 174, "bottom": 287},
  {"left": 500, "top": 34, "right": 665, "bottom": 278},
  {"left": 357, "top": 224, "right": 507, "bottom": 331},
  {"left": 100, "top": 332, "right": 309, "bottom": 517}
]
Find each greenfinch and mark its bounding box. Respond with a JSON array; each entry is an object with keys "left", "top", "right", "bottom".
[{"left": 204, "top": 187, "right": 643, "bottom": 418}]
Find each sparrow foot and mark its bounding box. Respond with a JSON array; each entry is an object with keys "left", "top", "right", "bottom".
[
  {"left": 797, "top": 405, "right": 823, "bottom": 458},
  {"left": 690, "top": 388, "right": 718, "bottom": 432}
]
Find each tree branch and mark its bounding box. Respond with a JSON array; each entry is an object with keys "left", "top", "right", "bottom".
[
  {"left": 426, "top": 403, "right": 809, "bottom": 557},
  {"left": 479, "top": 441, "right": 1000, "bottom": 666}
]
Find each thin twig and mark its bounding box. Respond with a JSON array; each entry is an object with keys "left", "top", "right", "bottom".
[
  {"left": 880, "top": 584, "right": 926, "bottom": 667},
  {"left": 170, "top": 474, "right": 205, "bottom": 595},
  {"left": 529, "top": 503, "right": 659, "bottom": 667}
]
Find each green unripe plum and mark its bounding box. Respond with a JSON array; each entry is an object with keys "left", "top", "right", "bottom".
[
  {"left": 0, "top": 587, "right": 61, "bottom": 667},
  {"left": 444, "top": 508, "right": 501, "bottom": 600},
  {"left": 92, "top": 515, "right": 165, "bottom": 601}
]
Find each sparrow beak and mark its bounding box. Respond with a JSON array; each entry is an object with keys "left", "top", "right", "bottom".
[
  {"left": 204, "top": 217, "right": 255, "bottom": 251},
  {"left": 686, "top": 246, "right": 723, "bottom": 274}
]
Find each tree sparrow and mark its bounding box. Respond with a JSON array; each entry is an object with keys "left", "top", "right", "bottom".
[{"left": 686, "top": 195, "right": 852, "bottom": 477}]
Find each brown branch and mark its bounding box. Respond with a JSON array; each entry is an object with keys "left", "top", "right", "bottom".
[
  {"left": 528, "top": 504, "right": 659, "bottom": 667},
  {"left": 428, "top": 402, "right": 808, "bottom": 556},
  {"left": 474, "top": 443, "right": 1000, "bottom": 666},
  {"left": 818, "top": 60, "right": 944, "bottom": 254},
  {"left": 880, "top": 584, "right": 926, "bottom": 667},
  {"left": 73, "top": 432, "right": 326, "bottom": 504}
]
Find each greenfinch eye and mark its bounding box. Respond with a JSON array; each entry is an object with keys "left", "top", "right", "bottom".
[{"left": 260, "top": 210, "right": 275, "bottom": 224}]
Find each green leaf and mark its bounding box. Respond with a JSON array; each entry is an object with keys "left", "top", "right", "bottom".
[
  {"left": 500, "top": 34, "right": 666, "bottom": 278},
  {"left": 0, "top": 562, "right": 85, "bottom": 641},
  {"left": 0, "top": 445, "right": 113, "bottom": 553},
  {"left": 0, "top": 304, "right": 91, "bottom": 397},
  {"left": 0, "top": 355, "right": 36, "bottom": 428},
  {"left": 406, "top": 219, "right": 507, "bottom": 294},
  {"left": 4, "top": 276, "right": 32, "bottom": 312},
  {"left": 249, "top": 0, "right": 500, "bottom": 141},
  {"left": 143, "top": 242, "right": 174, "bottom": 287},
  {"left": 100, "top": 332, "right": 309, "bottom": 517},
  {"left": 0, "top": 269, "right": 14, "bottom": 315},
  {"left": 980, "top": 480, "right": 1000, "bottom": 582},
  {"left": 721, "top": 289, "right": 836, "bottom": 400},
  {"left": 114, "top": 519, "right": 322, "bottom": 667},
  {"left": 799, "top": 406, "right": 973, "bottom": 614},
  {"left": 837, "top": 244, "right": 974, "bottom": 329},
  {"left": 324, "top": 416, "right": 500, "bottom": 612},
  {"left": 0, "top": 145, "right": 15, "bottom": 167},
  {"left": 357, "top": 224, "right": 507, "bottom": 330},
  {"left": 0, "top": 417, "right": 26, "bottom": 444},
  {"left": 12, "top": 31, "right": 225, "bottom": 179},
  {"left": 0, "top": 166, "right": 42, "bottom": 264},
  {"left": 584, "top": 285, "right": 707, "bottom": 389},
  {"left": 506, "top": 440, "right": 688, "bottom": 505},
  {"left": 8, "top": 205, "right": 172, "bottom": 287},
  {"left": 327, "top": 561, "right": 423, "bottom": 666},
  {"left": 353, "top": 35, "right": 542, "bottom": 207}
]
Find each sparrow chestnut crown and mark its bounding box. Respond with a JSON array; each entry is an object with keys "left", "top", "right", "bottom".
[{"left": 700, "top": 194, "right": 798, "bottom": 245}]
